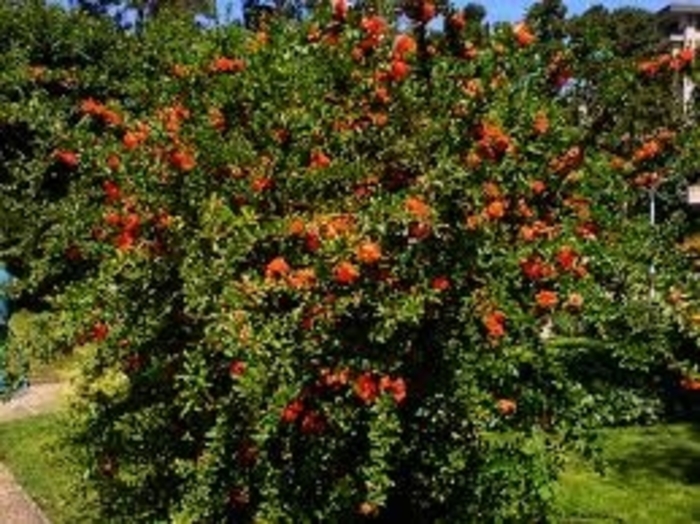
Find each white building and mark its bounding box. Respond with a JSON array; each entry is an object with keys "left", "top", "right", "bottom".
[{"left": 658, "top": 3, "right": 700, "bottom": 112}]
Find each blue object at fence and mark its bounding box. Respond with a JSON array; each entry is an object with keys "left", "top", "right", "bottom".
[
  {"left": 0, "top": 264, "right": 14, "bottom": 394},
  {"left": 0, "top": 264, "right": 12, "bottom": 326}
]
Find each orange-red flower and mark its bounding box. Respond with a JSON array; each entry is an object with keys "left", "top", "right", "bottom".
[
  {"left": 632, "top": 139, "right": 661, "bottom": 163},
  {"left": 309, "top": 150, "right": 331, "bottom": 169},
  {"left": 681, "top": 376, "right": 700, "bottom": 391},
  {"left": 334, "top": 261, "right": 360, "bottom": 285},
  {"left": 80, "top": 97, "right": 102, "bottom": 115},
  {"left": 393, "top": 34, "right": 417, "bottom": 60},
  {"left": 431, "top": 275, "right": 450, "bottom": 291},
  {"left": 322, "top": 215, "right": 355, "bottom": 239},
  {"left": 331, "top": 0, "right": 347, "bottom": 20},
  {"left": 408, "top": 221, "right": 432, "bottom": 241},
  {"left": 520, "top": 257, "right": 554, "bottom": 281},
  {"left": 116, "top": 230, "right": 136, "bottom": 251},
  {"left": 679, "top": 47, "right": 695, "bottom": 64},
  {"left": 360, "top": 16, "right": 387, "bottom": 40},
  {"left": 301, "top": 410, "right": 326, "bottom": 434},
  {"left": 496, "top": 398, "right": 517, "bottom": 416},
  {"left": 104, "top": 212, "right": 121, "bottom": 227},
  {"left": 122, "top": 213, "right": 140, "bottom": 233},
  {"left": 354, "top": 372, "right": 379, "bottom": 404},
  {"left": 476, "top": 121, "right": 512, "bottom": 161},
  {"left": 169, "top": 149, "right": 196, "bottom": 172},
  {"left": 305, "top": 231, "right": 322, "bottom": 252},
  {"left": 379, "top": 375, "right": 407, "bottom": 404},
  {"left": 483, "top": 311, "right": 506, "bottom": 338},
  {"left": 390, "top": 59, "right": 410, "bottom": 82},
  {"left": 287, "top": 268, "right": 317, "bottom": 290},
  {"left": 251, "top": 176, "right": 273, "bottom": 193},
  {"left": 122, "top": 125, "right": 149, "bottom": 150},
  {"left": 356, "top": 241, "right": 382, "bottom": 265},
  {"left": 671, "top": 47, "right": 695, "bottom": 70},
  {"left": 549, "top": 146, "right": 583, "bottom": 175},
  {"left": 321, "top": 367, "right": 350, "bottom": 388},
  {"left": 209, "top": 56, "right": 245, "bottom": 74},
  {"left": 530, "top": 179, "right": 546, "bottom": 195},
  {"left": 288, "top": 218, "right": 306, "bottom": 237},
  {"left": 533, "top": 111, "right": 550, "bottom": 135},
  {"left": 535, "top": 290, "right": 558, "bottom": 310},
  {"left": 482, "top": 182, "right": 501, "bottom": 200},
  {"left": 266, "top": 257, "right": 291, "bottom": 279},
  {"left": 103, "top": 180, "right": 121, "bottom": 203},
  {"left": 92, "top": 322, "right": 109, "bottom": 342},
  {"left": 106, "top": 153, "right": 121, "bottom": 172},
  {"left": 405, "top": 195, "right": 431, "bottom": 219},
  {"left": 80, "top": 98, "right": 122, "bottom": 126},
  {"left": 448, "top": 12, "right": 466, "bottom": 31},
  {"left": 638, "top": 59, "right": 660, "bottom": 77},
  {"left": 513, "top": 22, "right": 536, "bottom": 47},
  {"left": 282, "top": 398, "right": 304, "bottom": 423},
  {"left": 54, "top": 149, "right": 79, "bottom": 168},
  {"left": 556, "top": 246, "right": 578, "bottom": 271},
  {"left": 485, "top": 200, "right": 506, "bottom": 220},
  {"left": 229, "top": 360, "right": 246, "bottom": 377}
]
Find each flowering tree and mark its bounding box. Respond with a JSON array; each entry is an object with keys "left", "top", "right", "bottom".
[{"left": 1, "top": 1, "right": 699, "bottom": 521}]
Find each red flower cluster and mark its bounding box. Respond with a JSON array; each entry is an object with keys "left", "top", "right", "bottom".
[
  {"left": 122, "top": 123, "right": 150, "bottom": 150},
  {"left": 535, "top": 290, "right": 558, "bottom": 310},
  {"left": 513, "top": 22, "right": 535, "bottom": 47},
  {"left": 334, "top": 261, "right": 360, "bottom": 285},
  {"left": 92, "top": 321, "right": 110, "bottom": 342},
  {"left": 356, "top": 241, "right": 382, "bottom": 265},
  {"left": 483, "top": 311, "right": 506, "bottom": 339},
  {"left": 54, "top": 149, "right": 79, "bottom": 169},
  {"left": 208, "top": 56, "right": 246, "bottom": 74},
  {"left": 80, "top": 98, "right": 123, "bottom": 127},
  {"left": 638, "top": 48, "right": 694, "bottom": 77},
  {"left": 169, "top": 149, "right": 196, "bottom": 172},
  {"left": 355, "top": 372, "right": 407, "bottom": 404},
  {"left": 475, "top": 121, "right": 513, "bottom": 161},
  {"left": 520, "top": 256, "right": 555, "bottom": 281}
]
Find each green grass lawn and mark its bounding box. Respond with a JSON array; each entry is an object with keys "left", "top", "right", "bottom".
[
  {"left": 1, "top": 411, "right": 700, "bottom": 523},
  {"left": 0, "top": 413, "right": 97, "bottom": 523},
  {"left": 556, "top": 423, "right": 700, "bottom": 523}
]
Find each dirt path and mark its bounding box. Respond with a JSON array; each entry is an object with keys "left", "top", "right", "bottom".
[
  {"left": 0, "top": 383, "right": 67, "bottom": 424},
  {"left": 0, "top": 462, "right": 50, "bottom": 524},
  {"left": 0, "top": 383, "right": 68, "bottom": 523}
]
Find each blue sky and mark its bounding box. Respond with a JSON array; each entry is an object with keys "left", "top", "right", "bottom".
[
  {"left": 214, "top": 0, "right": 674, "bottom": 23},
  {"left": 51, "top": 0, "right": 679, "bottom": 23},
  {"left": 485, "top": 1, "right": 669, "bottom": 22}
]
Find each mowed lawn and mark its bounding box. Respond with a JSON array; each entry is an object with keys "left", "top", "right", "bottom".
[
  {"left": 1, "top": 410, "right": 700, "bottom": 523},
  {"left": 0, "top": 413, "right": 97, "bottom": 523},
  {"left": 556, "top": 423, "right": 700, "bottom": 523}
]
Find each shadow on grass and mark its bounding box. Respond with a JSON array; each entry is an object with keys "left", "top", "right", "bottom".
[
  {"left": 557, "top": 421, "right": 700, "bottom": 524},
  {"left": 605, "top": 422, "right": 700, "bottom": 485}
]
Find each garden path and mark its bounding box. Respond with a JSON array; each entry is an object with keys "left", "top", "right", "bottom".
[{"left": 0, "top": 383, "right": 68, "bottom": 523}]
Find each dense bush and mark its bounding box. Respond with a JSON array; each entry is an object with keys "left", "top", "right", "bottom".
[{"left": 2, "top": 1, "right": 700, "bottom": 521}]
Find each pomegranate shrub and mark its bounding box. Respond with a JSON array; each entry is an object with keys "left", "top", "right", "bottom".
[{"left": 2, "top": 2, "right": 699, "bottom": 521}]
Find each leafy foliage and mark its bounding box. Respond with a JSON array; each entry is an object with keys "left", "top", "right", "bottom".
[{"left": 1, "top": 1, "right": 700, "bottom": 522}]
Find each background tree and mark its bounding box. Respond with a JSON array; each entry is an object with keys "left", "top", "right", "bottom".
[
  {"left": 73, "top": 0, "right": 215, "bottom": 29},
  {"left": 566, "top": 5, "right": 675, "bottom": 149},
  {"left": 526, "top": 0, "right": 567, "bottom": 44}
]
